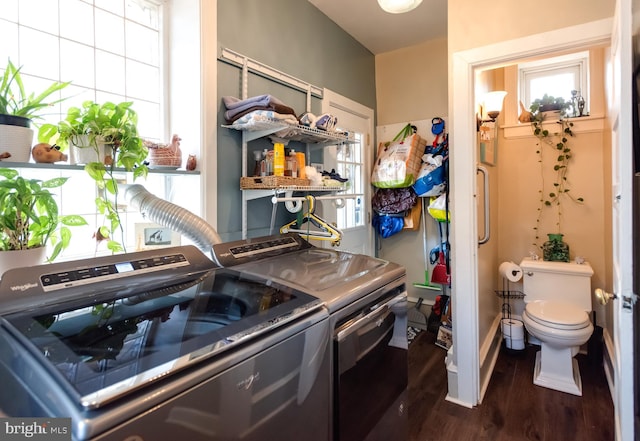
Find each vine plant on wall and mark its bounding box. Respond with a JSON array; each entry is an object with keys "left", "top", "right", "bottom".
[{"left": 530, "top": 110, "right": 584, "bottom": 251}]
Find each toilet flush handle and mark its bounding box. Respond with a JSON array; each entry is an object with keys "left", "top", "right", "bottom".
[{"left": 594, "top": 288, "right": 617, "bottom": 306}]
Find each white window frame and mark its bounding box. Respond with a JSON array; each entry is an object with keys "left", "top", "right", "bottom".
[
  {"left": 0, "top": 0, "right": 210, "bottom": 261},
  {"left": 519, "top": 51, "right": 590, "bottom": 115}
]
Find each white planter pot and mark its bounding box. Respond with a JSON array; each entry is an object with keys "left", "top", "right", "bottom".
[
  {"left": 69, "top": 135, "right": 110, "bottom": 165},
  {"left": 0, "top": 123, "right": 34, "bottom": 163},
  {"left": 0, "top": 247, "right": 47, "bottom": 278}
]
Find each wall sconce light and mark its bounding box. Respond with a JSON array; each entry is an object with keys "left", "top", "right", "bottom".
[
  {"left": 476, "top": 91, "right": 507, "bottom": 131},
  {"left": 377, "top": 0, "right": 423, "bottom": 14}
]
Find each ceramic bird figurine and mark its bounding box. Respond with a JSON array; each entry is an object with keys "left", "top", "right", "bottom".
[{"left": 518, "top": 100, "right": 533, "bottom": 123}]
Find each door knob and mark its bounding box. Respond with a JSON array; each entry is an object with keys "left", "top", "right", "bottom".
[{"left": 594, "top": 288, "right": 617, "bottom": 306}]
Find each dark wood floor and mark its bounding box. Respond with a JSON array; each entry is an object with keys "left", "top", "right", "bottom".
[{"left": 408, "top": 330, "right": 614, "bottom": 441}]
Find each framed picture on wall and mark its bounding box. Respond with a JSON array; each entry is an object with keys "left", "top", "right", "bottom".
[
  {"left": 135, "top": 223, "right": 181, "bottom": 251},
  {"left": 480, "top": 140, "right": 497, "bottom": 166},
  {"left": 479, "top": 121, "right": 498, "bottom": 166}
]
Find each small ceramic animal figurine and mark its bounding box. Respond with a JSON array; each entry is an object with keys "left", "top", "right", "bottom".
[
  {"left": 0, "top": 152, "right": 11, "bottom": 161},
  {"left": 518, "top": 100, "right": 533, "bottom": 123},
  {"left": 32, "top": 143, "right": 68, "bottom": 163},
  {"left": 186, "top": 154, "right": 197, "bottom": 171}
]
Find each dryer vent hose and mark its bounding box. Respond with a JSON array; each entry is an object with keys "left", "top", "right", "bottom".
[{"left": 123, "top": 184, "right": 222, "bottom": 255}]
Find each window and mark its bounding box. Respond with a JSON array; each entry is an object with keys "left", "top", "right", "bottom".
[
  {"left": 519, "top": 51, "right": 589, "bottom": 116},
  {"left": 335, "top": 135, "right": 365, "bottom": 229},
  {"left": 0, "top": 0, "right": 164, "bottom": 140},
  {"left": 0, "top": 0, "right": 205, "bottom": 261}
]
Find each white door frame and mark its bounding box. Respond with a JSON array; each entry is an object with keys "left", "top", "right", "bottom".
[
  {"left": 322, "top": 89, "right": 375, "bottom": 256},
  {"left": 609, "top": 0, "right": 635, "bottom": 439},
  {"left": 449, "top": 18, "right": 612, "bottom": 407}
]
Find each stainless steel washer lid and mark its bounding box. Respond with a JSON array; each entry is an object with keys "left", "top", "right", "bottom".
[{"left": 233, "top": 248, "right": 405, "bottom": 313}]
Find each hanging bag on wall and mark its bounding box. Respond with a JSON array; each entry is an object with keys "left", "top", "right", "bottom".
[
  {"left": 372, "top": 213, "right": 404, "bottom": 238},
  {"left": 427, "top": 193, "right": 451, "bottom": 222},
  {"left": 371, "top": 123, "right": 426, "bottom": 188},
  {"left": 413, "top": 154, "right": 446, "bottom": 197},
  {"left": 371, "top": 187, "right": 418, "bottom": 215}
]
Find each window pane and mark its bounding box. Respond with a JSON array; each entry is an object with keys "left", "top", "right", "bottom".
[
  {"left": 96, "top": 0, "right": 124, "bottom": 16},
  {"left": 96, "top": 50, "right": 125, "bottom": 94},
  {"left": 0, "top": 21, "right": 19, "bottom": 63},
  {"left": 126, "top": 59, "right": 159, "bottom": 101},
  {"left": 133, "top": 100, "right": 161, "bottom": 139},
  {"left": 529, "top": 72, "right": 576, "bottom": 103},
  {"left": 19, "top": 0, "right": 59, "bottom": 35},
  {"left": 0, "top": 0, "right": 18, "bottom": 21},
  {"left": 126, "top": 21, "right": 159, "bottom": 65},
  {"left": 126, "top": 0, "right": 159, "bottom": 29},
  {"left": 60, "top": 40, "right": 95, "bottom": 88},
  {"left": 95, "top": 9, "right": 125, "bottom": 55},
  {"left": 19, "top": 28, "right": 60, "bottom": 78},
  {"left": 60, "top": 0, "right": 94, "bottom": 45}
]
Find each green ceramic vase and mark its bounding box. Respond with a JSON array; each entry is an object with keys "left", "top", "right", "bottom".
[{"left": 542, "top": 233, "right": 570, "bottom": 262}]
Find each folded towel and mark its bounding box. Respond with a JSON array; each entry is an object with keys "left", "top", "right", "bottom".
[
  {"left": 223, "top": 94, "right": 276, "bottom": 110},
  {"left": 225, "top": 102, "right": 297, "bottom": 123},
  {"left": 222, "top": 94, "right": 292, "bottom": 119},
  {"left": 232, "top": 110, "right": 299, "bottom": 129}
]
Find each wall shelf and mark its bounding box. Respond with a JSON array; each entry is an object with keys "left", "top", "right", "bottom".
[
  {"left": 0, "top": 161, "right": 199, "bottom": 175},
  {"left": 502, "top": 114, "right": 605, "bottom": 139},
  {"left": 224, "top": 121, "right": 354, "bottom": 239}
]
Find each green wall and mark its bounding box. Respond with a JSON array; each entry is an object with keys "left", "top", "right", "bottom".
[{"left": 216, "top": 0, "right": 376, "bottom": 240}]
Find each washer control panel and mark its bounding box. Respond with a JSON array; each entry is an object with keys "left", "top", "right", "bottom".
[{"left": 211, "top": 233, "right": 312, "bottom": 267}]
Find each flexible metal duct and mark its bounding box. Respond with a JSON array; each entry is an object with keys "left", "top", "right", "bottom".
[{"left": 123, "top": 184, "right": 222, "bottom": 256}]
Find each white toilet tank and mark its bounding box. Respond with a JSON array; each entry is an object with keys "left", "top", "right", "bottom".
[{"left": 519, "top": 258, "right": 594, "bottom": 312}]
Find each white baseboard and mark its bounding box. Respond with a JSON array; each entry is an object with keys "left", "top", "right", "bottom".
[
  {"left": 602, "top": 327, "right": 615, "bottom": 402},
  {"left": 478, "top": 314, "right": 503, "bottom": 403}
]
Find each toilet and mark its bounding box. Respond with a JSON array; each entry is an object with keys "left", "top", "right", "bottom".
[{"left": 519, "top": 258, "right": 594, "bottom": 396}]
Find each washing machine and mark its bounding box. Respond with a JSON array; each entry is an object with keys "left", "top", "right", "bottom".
[
  {"left": 211, "top": 233, "right": 409, "bottom": 441},
  {"left": 0, "top": 245, "right": 331, "bottom": 441}
]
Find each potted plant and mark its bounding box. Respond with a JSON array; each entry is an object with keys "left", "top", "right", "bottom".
[
  {"left": 529, "top": 94, "right": 571, "bottom": 121},
  {"left": 0, "top": 59, "right": 70, "bottom": 162},
  {"left": 38, "top": 101, "right": 149, "bottom": 253},
  {"left": 0, "top": 168, "right": 87, "bottom": 272},
  {"left": 529, "top": 114, "right": 584, "bottom": 259}
]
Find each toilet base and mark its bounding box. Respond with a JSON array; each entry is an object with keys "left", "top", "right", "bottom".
[{"left": 533, "top": 350, "right": 583, "bottom": 396}]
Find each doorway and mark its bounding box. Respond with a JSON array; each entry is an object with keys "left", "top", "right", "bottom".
[{"left": 449, "top": 18, "right": 613, "bottom": 408}]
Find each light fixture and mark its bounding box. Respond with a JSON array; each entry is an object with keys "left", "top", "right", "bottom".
[
  {"left": 477, "top": 91, "right": 507, "bottom": 131},
  {"left": 377, "top": 0, "right": 423, "bottom": 14}
]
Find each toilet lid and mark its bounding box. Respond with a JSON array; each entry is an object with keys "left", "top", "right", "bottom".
[{"left": 525, "top": 300, "right": 590, "bottom": 330}]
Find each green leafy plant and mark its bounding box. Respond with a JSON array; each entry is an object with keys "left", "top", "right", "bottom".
[
  {"left": 530, "top": 118, "right": 584, "bottom": 249},
  {"left": 0, "top": 59, "right": 70, "bottom": 121},
  {"left": 529, "top": 94, "right": 570, "bottom": 118},
  {"left": 0, "top": 168, "right": 87, "bottom": 261},
  {"left": 38, "top": 101, "right": 148, "bottom": 253}
]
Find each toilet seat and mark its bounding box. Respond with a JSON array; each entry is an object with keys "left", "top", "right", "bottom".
[{"left": 525, "top": 300, "right": 591, "bottom": 330}]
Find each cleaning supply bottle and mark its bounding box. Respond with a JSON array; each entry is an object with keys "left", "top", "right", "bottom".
[
  {"left": 296, "top": 151, "right": 306, "bottom": 179},
  {"left": 287, "top": 149, "right": 298, "bottom": 178},
  {"left": 260, "top": 149, "right": 268, "bottom": 176},
  {"left": 273, "top": 142, "right": 285, "bottom": 176},
  {"left": 266, "top": 150, "right": 274, "bottom": 175}
]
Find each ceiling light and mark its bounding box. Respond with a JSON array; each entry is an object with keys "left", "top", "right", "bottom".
[{"left": 377, "top": 0, "right": 423, "bottom": 14}]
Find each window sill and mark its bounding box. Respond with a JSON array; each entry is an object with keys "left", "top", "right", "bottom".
[
  {"left": 502, "top": 114, "right": 606, "bottom": 139},
  {"left": 1, "top": 162, "right": 199, "bottom": 175}
]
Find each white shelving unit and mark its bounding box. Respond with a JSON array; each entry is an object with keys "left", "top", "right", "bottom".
[{"left": 223, "top": 120, "right": 357, "bottom": 238}]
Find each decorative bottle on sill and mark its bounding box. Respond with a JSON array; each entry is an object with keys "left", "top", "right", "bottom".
[{"left": 542, "top": 233, "right": 570, "bottom": 262}]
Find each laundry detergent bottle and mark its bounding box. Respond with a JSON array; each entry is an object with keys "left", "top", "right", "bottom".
[{"left": 273, "top": 142, "right": 285, "bottom": 176}]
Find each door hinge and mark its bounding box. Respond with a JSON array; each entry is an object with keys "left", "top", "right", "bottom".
[{"left": 622, "top": 292, "right": 638, "bottom": 310}]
